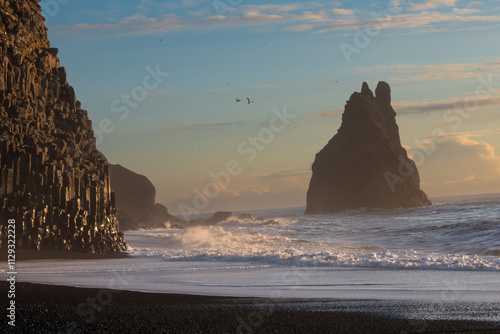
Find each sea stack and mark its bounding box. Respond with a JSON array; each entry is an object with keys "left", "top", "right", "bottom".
[
  {"left": 305, "top": 82, "right": 431, "bottom": 214},
  {"left": 0, "top": 0, "right": 126, "bottom": 252}
]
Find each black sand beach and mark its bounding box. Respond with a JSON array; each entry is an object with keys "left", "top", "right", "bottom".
[
  {"left": 2, "top": 250, "right": 500, "bottom": 333},
  {"left": 2, "top": 281, "right": 500, "bottom": 334}
]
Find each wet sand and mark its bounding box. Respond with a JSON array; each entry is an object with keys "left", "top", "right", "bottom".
[{"left": 2, "top": 281, "right": 499, "bottom": 334}]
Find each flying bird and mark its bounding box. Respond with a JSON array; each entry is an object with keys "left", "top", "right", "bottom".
[
  {"left": 247, "top": 97, "right": 254, "bottom": 104},
  {"left": 235, "top": 98, "right": 241, "bottom": 102}
]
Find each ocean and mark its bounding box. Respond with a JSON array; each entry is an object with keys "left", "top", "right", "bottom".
[
  {"left": 129, "top": 195, "right": 500, "bottom": 270},
  {"left": 14, "top": 194, "right": 500, "bottom": 307}
]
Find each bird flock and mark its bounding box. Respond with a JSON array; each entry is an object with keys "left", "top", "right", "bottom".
[{"left": 235, "top": 98, "right": 254, "bottom": 104}]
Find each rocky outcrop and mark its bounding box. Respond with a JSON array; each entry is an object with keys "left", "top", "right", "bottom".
[
  {"left": 109, "top": 164, "right": 182, "bottom": 230},
  {"left": 187, "top": 211, "right": 233, "bottom": 227},
  {"left": 305, "top": 82, "right": 431, "bottom": 214},
  {"left": 152, "top": 203, "right": 183, "bottom": 228},
  {"left": 0, "top": 0, "right": 126, "bottom": 252}
]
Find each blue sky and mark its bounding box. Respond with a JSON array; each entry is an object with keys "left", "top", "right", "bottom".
[{"left": 41, "top": 0, "right": 500, "bottom": 215}]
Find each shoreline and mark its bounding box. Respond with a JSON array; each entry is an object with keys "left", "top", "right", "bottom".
[{"left": 2, "top": 282, "right": 499, "bottom": 333}]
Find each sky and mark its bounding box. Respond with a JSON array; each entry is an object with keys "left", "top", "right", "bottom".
[{"left": 40, "top": 0, "right": 500, "bottom": 216}]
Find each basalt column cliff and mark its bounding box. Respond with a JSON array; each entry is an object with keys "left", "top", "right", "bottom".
[
  {"left": 0, "top": 0, "right": 126, "bottom": 252},
  {"left": 305, "top": 82, "right": 431, "bottom": 214}
]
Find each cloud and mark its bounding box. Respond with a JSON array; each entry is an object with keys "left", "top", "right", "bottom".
[
  {"left": 452, "top": 8, "right": 481, "bottom": 14},
  {"left": 48, "top": 2, "right": 500, "bottom": 38},
  {"left": 332, "top": 8, "right": 355, "bottom": 16},
  {"left": 437, "top": 129, "right": 500, "bottom": 140},
  {"left": 410, "top": 0, "right": 457, "bottom": 11},
  {"left": 407, "top": 132, "right": 500, "bottom": 196},
  {"left": 400, "top": 24, "right": 495, "bottom": 35},
  {"left": 167, "top": 121, "right": 238, "bottom": 132},
  {"left": 393, "top": 93, "right": 500, "bottom": 114},
  {"left": 49, "top": 14, "right": 188, "bottom": 37},
  {"left": 300, "top": 85, "right": 499, "bottom": 118},
  {"left": 313, "top": 12, "right": 500, "bottom": 34},
  {"left": 354, "top": 59, "right": 500, "bottom": 83}
]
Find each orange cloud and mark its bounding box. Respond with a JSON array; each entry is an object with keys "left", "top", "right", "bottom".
[{"left": 407, "top": 133, "right": 500, "bottom": 196}]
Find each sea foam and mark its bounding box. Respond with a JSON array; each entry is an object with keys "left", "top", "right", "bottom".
[{"left": 126, "top": 221, "right": 500, "bottom": 271}]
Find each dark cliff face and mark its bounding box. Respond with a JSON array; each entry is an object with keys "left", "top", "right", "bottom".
[
  {"left": 109, "top": 164, "right": 156, "bottom": 226},
  {"left": 0, "top": 0, "right": 126, "bottom": 252},
  {"left": 109, "top": 164, "right": 182, "bottom": 231},
  {"left": 305, "top": 82, "right": 431, "bottom": 214}
]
